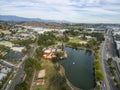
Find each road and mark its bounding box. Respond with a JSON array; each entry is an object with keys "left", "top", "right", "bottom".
[
  {"left": 0, "top": 59, "right": 17, "bottom": 70},
  {"left": 6, "top": 35, "right": 39, "bottom": 90},
  {"left": 5, "top": 54, "right": 28, "bottom": 90},
  {"left": 29, "top": 34, "right": 39, "bottom": 57},
  {"left": 30, "top": 69, "right": 36, "bottom": 90},
  {"left": 100, "top": 29, "right": 118, "bottom": 90},
  {"left": 1, "top": 72, "right": 14, "bottom": 90},
  {"left": 6, "top": 63, "right": 25, "bottom": 90},
  {"left": 29, "top": 35, "right": 39, "bottom": 90},
  {"left": 108, "top": 29, "right": 117, "bottom": 57},
  {"left": 100, "top": 39, "right": 111, "bottom": 90}
]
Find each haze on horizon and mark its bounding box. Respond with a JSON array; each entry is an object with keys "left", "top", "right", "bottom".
[{"left": 0, "top": 0, "right": 120, "bottom": 23}]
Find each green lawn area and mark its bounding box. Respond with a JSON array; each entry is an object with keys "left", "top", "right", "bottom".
[
  {"left": 68, "top": 37, "right": 87, "bottom": 44},
  {"left": 33, "top": 85, "right": 47, "bottom": 90},
  {"left": 33, "top": 59, "right": 55, "bottom": 90},
  {"left": 33, "top": 59, "right": 66, "bottom": 90}
]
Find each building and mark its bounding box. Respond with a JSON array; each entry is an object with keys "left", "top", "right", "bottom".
[
  {"left": 43, "top": 49, "right": 56, "bottom": 60},
  {"left": 86, "top": 28, "right": 106, "bottom": 33},
  {"left": 11, "top": 47, "right": 25, "bottom": 52},
  {"left": 86, "top": 28, "right": 94, "bottom": 33},
  {"left": 3, "top": 51, "right": 23, "bottom": 62},
  {"left": 113, "top": 29, "right": 120, "bottom": 36},
  {"left": 79, "top": 41, "right": 87, "bottom": 44},
  {"left": 0, "top": 73, "right": 6, "bottom": 83},
  {"left": 0, "top": 64, "right": 11, "bottom": 83},
  {"left": 115, "top": 40, "right": 120, "bottom": 49},
  {"left": 115, "top": 40, "right": 120, "bottom": 57},
  {"left": 1, "top": 67, "right": 11, "bottom": 74},
  {"left": 35, "top": 69, "right": 46, "bottom": 85},
  {"left": 0, "top": 29, "right": 11, "bottom": 35},
  {"left": 0, "top": 41, "right": 13, "bottom": 47},
  {"left": 93, "top": 28, "right": 105, "bottom": 33}
]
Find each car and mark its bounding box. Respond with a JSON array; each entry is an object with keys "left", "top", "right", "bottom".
[{"left": 8, "top": 80, "right": 12, "bottom": 84}]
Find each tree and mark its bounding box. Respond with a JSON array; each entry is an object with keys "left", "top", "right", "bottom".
[
  {"left": 55, "top": 52, "right": 64, "bottom": 58},
  {"left": 95, "top": 53, "right": 99, "bottom": 59},
  {"left": 63, "top": 34, "right": 69, "bottom": 42},
  {"left": 108, "top": 58, "right": 112, "bottom": 62},
  {"left": 14, "top": 81, "right": 28, "bottom": 90},
  {"left": 94, "top": 60, "right": 100, "bottom": 70},
  {"left": 38, "top": 32, "right": 56, "bottom": 46},
  {"left": 35, "top": 47, "right": 43, "bottom": 59},
  {"left": 62, "top": 43, "right": 64, "bottom": 51},
  {"left": 95, "top": 70, "right": 103, "bottom": 81}
]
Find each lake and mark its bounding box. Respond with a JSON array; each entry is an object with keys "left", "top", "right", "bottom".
[{"left": 61, "top": 47, "right": 95, "bottom": 90}]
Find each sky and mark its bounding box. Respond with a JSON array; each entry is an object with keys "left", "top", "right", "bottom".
[{"left": 0, "top": 0, "right": 120, "bottom": 23}]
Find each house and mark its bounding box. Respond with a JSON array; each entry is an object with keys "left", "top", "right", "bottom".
[
  {"left": 0, "top": 51, "right": 7, "bottom": 56},
  {"left": 0, "top": 29, "right": 11, "bottom": 35},
  {"left": 0, "top": 65, "right": 11, "bottom": 83}
]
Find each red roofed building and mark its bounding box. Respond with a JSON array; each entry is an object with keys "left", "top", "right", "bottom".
[{"left": 43, "top": 49, "right": 56, "bottom": 60}]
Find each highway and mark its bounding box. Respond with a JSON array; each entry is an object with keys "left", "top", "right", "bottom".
[
  {"left": 100, "top": 29, "right": 118, "bottom": 90},
  {"left": 109, "top": 30, "right": 117, "bottom": 57},
  {"left": 100, "top": 39, "right": 111, "bottom": 90}
]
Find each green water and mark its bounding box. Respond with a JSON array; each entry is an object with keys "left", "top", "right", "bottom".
[{"left": 61, "top": 47, "right": 95, "bottom": 90}]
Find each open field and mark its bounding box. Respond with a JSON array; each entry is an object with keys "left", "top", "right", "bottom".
[{"left": 68, "top": 37, "right": 87, "bottom": 44}]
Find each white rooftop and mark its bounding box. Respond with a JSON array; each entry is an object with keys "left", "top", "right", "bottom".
[
  {"left": 113, "top": 31, "right": 120, "bottom": 36},
  {"left": 115, "top": 41, "right": 120, "bottom": 49},
  {"left": 11, "top": 47, "right": 25, "bottom": 52},
  {"left": 0, "top": 41, "right": 13, "bottom": 47},
  {"left": 1, "top": 67, "right": 11, "bottom": 74},
  {"left": 0, "top": 73, "right": 6, "bottom": 81},
  {"left": 38, "top": 69, "right": 46, "bottom": 78}
]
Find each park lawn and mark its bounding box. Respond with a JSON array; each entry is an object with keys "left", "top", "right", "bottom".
[
  {"left": 69, "top": 36, "right": 87, "bottom": 44},
  {"left": 33, "top": 59, "right": 63, "bottom": 90},
  {"left": 69, "top": 37, "right": 80, "bottom": 43}
]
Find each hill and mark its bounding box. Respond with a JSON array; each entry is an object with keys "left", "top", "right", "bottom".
[
  {"left": 22, "top": 21, "right": 64, "bottom": 29},
  {"left": 0, "top": 15, "right": 69, "bottom": 23}
]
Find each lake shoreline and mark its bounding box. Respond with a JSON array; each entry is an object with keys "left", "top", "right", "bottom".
[
  {"left": 59, "top": 64, "right": 80, "bottom": 90},
  {"left": 60, "top": 47, "right": 95, "bottom": 90},
  {"left": 65, "top": 45, "right": 95, "bottom": 52}
]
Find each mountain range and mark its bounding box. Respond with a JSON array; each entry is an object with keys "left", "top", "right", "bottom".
[{"left": 0, "top": 15, "right": 69, "bottom": 23}]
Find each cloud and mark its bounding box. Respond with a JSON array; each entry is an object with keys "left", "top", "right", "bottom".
[{"left": 0, "top": 0, "right": 120, "bottom": 23}]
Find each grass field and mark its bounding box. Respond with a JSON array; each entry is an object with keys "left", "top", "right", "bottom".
[
  {"left": 69, "top": 36, "right": 87, "bottom": 44},
  {"left": 33, "top": 59, "right": 66, "bottom": 90}
]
